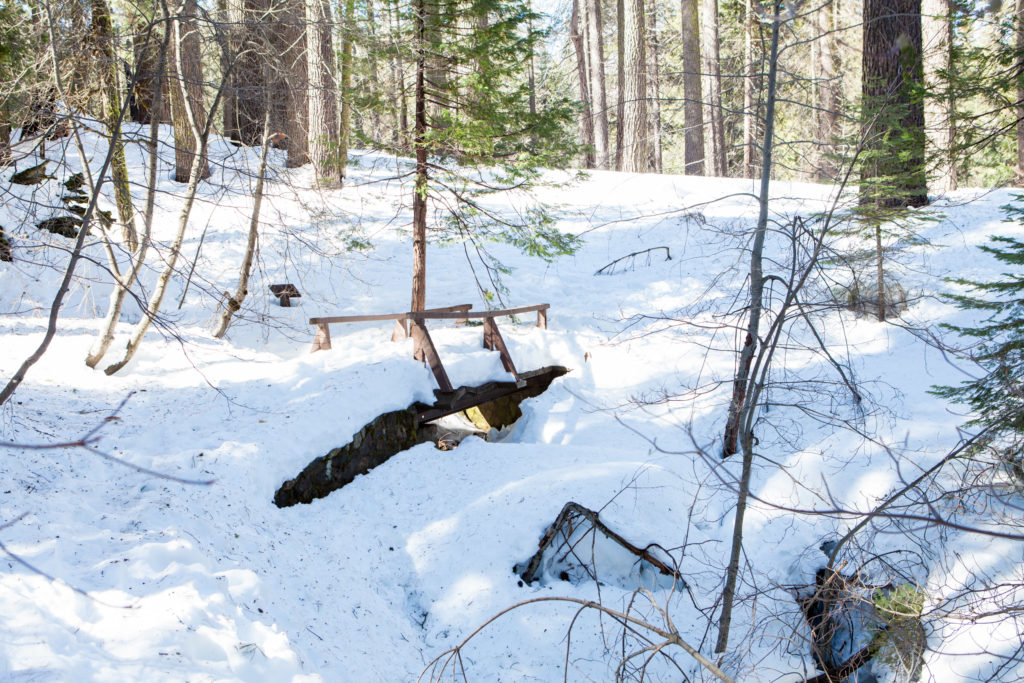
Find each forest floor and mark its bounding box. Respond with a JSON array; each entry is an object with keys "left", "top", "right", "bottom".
[{"left": 0, "top": 126, "right": 1021, "bottom": 681}]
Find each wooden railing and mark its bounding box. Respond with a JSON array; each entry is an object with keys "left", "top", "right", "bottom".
[{"left": 308, "top": 303, "right": 550, "bottom": 393}]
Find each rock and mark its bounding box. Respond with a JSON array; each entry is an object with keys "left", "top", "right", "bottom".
[
  {"left": 10, "top": 162, "right": 50, "bottom": 186},
  {"left": 62, "top": 172, "right": 84, "bottom": 192},
  {"left": 0, "top": 226, "right": 11, "bottom": 261},
  {"left": 37, "top": 216, "right": 82, "bottom": 238}
]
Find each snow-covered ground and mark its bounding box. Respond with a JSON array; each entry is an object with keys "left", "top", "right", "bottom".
[{"left": 1, "top": 126, "right": 1021, "bottom": 681}]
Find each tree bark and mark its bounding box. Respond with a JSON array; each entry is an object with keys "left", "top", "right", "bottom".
[
  {"left": 0, "top": 125, "right": 10, "bottom": 167},
  {"left": 411, "top": 0, "right": 428, "bottom": 313},
  {"left": 619, "top": 0, "right": 650, "bottom": 173},
  {"left": 716, "top": 9, "right": 782, "bottom": 654},
  {"left": 571, "top": 0, "right": 596, "bottom": 168},
  {"left": 923, "top": 0, "right": 956, "bottom": 192},
  {"left": 860, "top": 0, "right": 927, "bottom": 208},
  {"left": 742, "top": 0, "right": 759, "bottom": 179},
  {"left": 90, "top": 0, "right": 138, "bottom": 250},
  {"left": 647, "top": 0, "right": 663, "bottom": 173},
  {"left": 701, "top": 0, "right": 726, "bottom": 176},
  {"left": 680, "top": 0, "right": 703, "bottom": 174},
  {"left": 282, "top": 0, "right": 309, "bottom": 167},
  {"left": 585, "top": 0, "right": 610, "bottom": 169},
  {"left": 615, "top": 0, "right": 625, "bottom": 170},
  {"left": 169, "top": 0, "right": 210, "bottom": 183},
  {"left": 1018, "top": 0, "right": 1024, "bottom": 182},
  {"left": 812, "top": 0, "right": 840, "bottom": 182},
  {"left": 213, "top": 112, "right": 272, "bottom": 338},
  {"left": 306, "top": 0, "right": 341, "bottom": 184},
  {"left": 338, "top": 0, "right": 356, "bottom": 182}
]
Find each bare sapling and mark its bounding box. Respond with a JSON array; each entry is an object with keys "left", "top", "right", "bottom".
[{"left": 212, "top": 111, "right": 273, "bottom": 338}]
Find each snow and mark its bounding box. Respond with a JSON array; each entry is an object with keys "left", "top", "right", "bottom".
[{"left": 1, "top": 125, "right": 1022, "bottom": 681}]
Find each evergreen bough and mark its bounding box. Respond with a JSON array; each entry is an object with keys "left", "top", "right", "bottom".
[{"left": 933, "top": 200, "right": 1024, "bottom": 480}]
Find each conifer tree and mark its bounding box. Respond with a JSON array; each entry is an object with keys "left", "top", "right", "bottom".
[
  {"left": 379, "top": 0, "right": 581, "bottom": 310},
  {"left": 934, "top": 210, "right": 1024, "bottom": 479}
]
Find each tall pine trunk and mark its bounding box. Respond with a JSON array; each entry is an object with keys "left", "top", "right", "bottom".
[
  {"left": 169, "top": 0, "right": 210, "bottom": 183},
  {"left": 647, "top": 0, "right": 663, "bottom": 173},
  {"left": 306, "top": 0, "right": 341, "bottom": 184},
  {"left": 680, "top": 0, "right": 703, "bottom": 174},
  {"left": 283, "top": 0, "right": 309, "bottom": 167},
  {"left": 812, "top": 0, "right": 839, "bottom": 181},
  {"left": 619, "top": 0, "right": 649, "bottom": 173},
  {"left": 923, "top": 0, "right": 956, "bottom": 192},
  {"left": 585, "top": 0, "right": 610, "bottom": 169},
  {"left": 338, "top": 0, "right": 356, "bottom": 182},
  {"left": 571, "top": 0, "right": 596, "bottom": 168},
  {"left": 701, "top": 0, "right": 726, "bottom": 176},
  {"left": 411, "top": 0, "right": 428, "bottom": 313},
  {"left": 1018, "top": 0, "right": 1024, "bottom": 181}
]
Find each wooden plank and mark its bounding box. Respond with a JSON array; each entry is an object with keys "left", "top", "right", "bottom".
[
  {"left": 537, "top": 307, "right": 547, "bottom": 329},
  {"left": 311, "top": 303, "right": 549, "bottom": 326},
  {"left": 410, "top": 319, "right": 453, "bottom": 393},
  {"left": 391, "top": 319, "right": 409, "bottom": 341},
  {"left": 311, "top": 323, "right": 332, "bottom": 352},
  {"left": 483, "top": 316, "right": 519, "bottom": 381}
]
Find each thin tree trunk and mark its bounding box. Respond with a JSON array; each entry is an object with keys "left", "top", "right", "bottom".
[
  {"left": 1018, "top": 0, "right": 1024, "bottom": 182},
  {"left": 701, "top": 0, "right": 725, "bottom": 176},
  {"left": 306, "top": 0, "right": 341, "bottom": 184},
  {"left": 169, "top": 0, "right": 210, "bottom": 183},
  {"left": 213, "top": 112, "right": 272, "bottom": 338},
  {"left": 875, "top": 224, "right": 885, "bottom": 321},
  {"left": 1, "top": 2, "right": 128, "bottom": 405},
  {"left": 923, "top": 0, "right": 956, "bottom": 191},
  {"left": 338, "top": 0, "right": 356, "bottom": 182},
  {"left": 411, "top": 0, "right": 428, "bottom": 313},
  {"left": 716, "top": 9, "right": 782, "bottom": 654},
  {"left": 585, "top": 0, "right": 610, "bottom": 169},
  {"left": 742, "top": 0, "right": 758, "bottom": 178},
  {"left": 647, "top": 0, "right": 663, "bottom": 173},
  {"left": 616, "top": 0, "right": 625, "bottom": 170},
  {"left": 104, "top": 6, "right": 223, "bottom": 375},
  {"left": 87, "top": 39, "right": 167, "bottom": 368},
  {"left": 619, "top": 0, "right": 650, "bottom": 173},
  {"left": 812, "top": 0, "right": 839, "bottom": 181},
  {"left": 283, "top": 0, "right": 309, "bottom": 167},
  {"left": 571, "top": 0, "right": 596, "bottom": 168},
  {"left": 680, "top": 0, "right": 703, "bottom": 174},
  {"left": 91, "top": 0, "right": 138, "bottom": 250},
  {"left": 86, "top": 22, "right": 171, "bottom": 369},
  {"left": 0, "top": 125, "right": 10, "bottom": 167}
]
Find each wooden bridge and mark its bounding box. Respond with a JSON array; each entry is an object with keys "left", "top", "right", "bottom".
[{"left": 309, "top": 304, "right": 558, "bottom": 423}]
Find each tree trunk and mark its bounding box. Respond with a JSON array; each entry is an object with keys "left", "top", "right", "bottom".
[
  {"left": 742, "top": 0, "right": 758, "bottom": 179},
  {"left": 812, "top": 0, "right": 839, "bottom": 182},
  {"left": 647, "top": 0, "right": 663, "bottom": 173},
  {"left": 338, "top": 0, "right": 356, "bottom": 182},
  {"left": 585, "top": 0, "right": 610, "bottom": 169},
  {"left": 716, "top": 10, "right": 782, "bottom": 654},
  {"left": 571, "top": 0, "right": 596, "bottom": 168},
  {"left": 619, "top": 0, "right": 650, "bottom": 173},
  {"left": 213, "top": 112, "right": 272, "bottom": 338},
  {"left": 411, "top": 0, "right": 428, "bottom": 313},
  {"left": 680, "top": 0, "right": 703, "bottom": 174},
  {"left": 306, "top": 0, "right": 341, "bottom": 184},
  {"left": 616, "top": 0, "right": 625, "bottom": 170},
  {"left": 91, "top": 0, "right": 138, "bottom": 250},
  {"left": 923, "top": 0, "right": 956, "bottom": 192},
  {"left": 128, "top": 20, "right": 170, "bottom": 124},
  {"left": 1018, "top": 0, "right": 1024, "bottom": 182},
  {"left": 0, "top": 125, "right": 10, "bottom": 167},
  {"left": 169, "top": 0, "right": 210, "bottom": 183},
  {"left": 860, "top": 0, "right": 927, "bottom": 208},
  {"left": 701, "top": 0, "right": 725, "bottom": 176},
  {"left": 283, "top": 0, "right": 309, "bottom": 167}
]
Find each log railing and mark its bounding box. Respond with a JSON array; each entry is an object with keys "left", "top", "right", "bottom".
[{"left": 309, "top": 304, "right": 550, "bottom": 393}]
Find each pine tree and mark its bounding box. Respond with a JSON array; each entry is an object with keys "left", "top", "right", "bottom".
[
  {"left": 378, "top": 0, "right": 581, "bottom": 310},
  {"left": 933, "top": 213, "right": 1024, "bottom": 479}
]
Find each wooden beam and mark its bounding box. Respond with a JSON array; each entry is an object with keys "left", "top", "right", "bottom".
[
  {"left": 537, "top": 307, "right": 547, "bottom": 329},
  {"left": 411, "top": 319, "right": 453, "bottom": 392},
  {"left": 311, "top": 303, "right": 549, "bottom": 326},
  {"left": 311, "top": 323, "right": 332, "bottom": 352},
  {"left": 391, "top": 319, "right": 409, "bottom": 341},
  {"left": 483, "top": 316, "right": 519, "bottom": 381}
]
